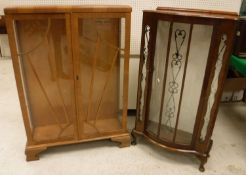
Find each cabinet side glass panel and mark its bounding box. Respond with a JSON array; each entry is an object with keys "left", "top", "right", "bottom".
[
  {"left": 137, "top": 24, "right": 150, "bottom": 123},
  {"left": 200, "top": 33, "right": 227, "bottom": 141}
]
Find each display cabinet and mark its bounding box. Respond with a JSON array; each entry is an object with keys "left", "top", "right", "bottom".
[
  {"left": 5, "top": 5, "right": 131, "bottom": 161},
  {"left": 132, "top": 7, "right": 237, "bottom": 172}
]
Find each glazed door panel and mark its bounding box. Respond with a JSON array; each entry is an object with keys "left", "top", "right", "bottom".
[
  {"left": 176, "top": 24, "right": 213, "bottom": 145},
  {"left": 155, "top": 22, "right": 192, "bottom": 143},
  {"left": 146, "top": 21, "right": 170, "bottom": 136},
  {"left": 139, "top": 12, "right": 214, "bottom": 147},
  {"left": 149, "top": 23, "right": 213, "bottom": 145},
  {"left": 12, "top": 14, "right": 77, "bottom": 143},
  {"left": 72, "top": 13, "right": 125, "bottom": 138}
]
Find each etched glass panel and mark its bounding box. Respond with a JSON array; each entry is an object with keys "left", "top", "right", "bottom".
[
  {"left": 15, "top": 17, "right": 76, "bottom": 142},
  {"left": 200, "top": 34, "right": 227, "bottom": 141},
  {"left": 146, "top": 21, "right": 170, "bottom": 135},
  {"left": 159, "top": 23, "right": 191, "bottom": 141},
  {"left": 77, "top": 18, "right": 124, "bottom": 137},
  {"left": 176, "top": 24, "right": 213, "bottom": 145}
]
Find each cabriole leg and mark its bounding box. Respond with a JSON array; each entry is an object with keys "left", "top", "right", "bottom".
[
  {"left": 198, "top": 156, "right": 207, "bottom": 172},
  {"left": 131, "top": 130, "right": 137, "bottom": 145}
]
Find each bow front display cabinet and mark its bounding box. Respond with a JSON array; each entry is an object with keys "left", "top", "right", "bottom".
[
  {"left": 132, "top": 8, "right": 237, "bottom": 172},
  {"left": 5, "top": 6, "right": 131, "bottom": 161}
]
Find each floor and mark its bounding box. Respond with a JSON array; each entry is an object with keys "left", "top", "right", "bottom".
[{"left": 0, "top": 58, "right": 245, "bottom": 175}]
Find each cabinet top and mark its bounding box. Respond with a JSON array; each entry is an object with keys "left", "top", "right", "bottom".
[
  {"left": 4, "top": 5, "right": 132, "bottom": 14},
  {"left": 153, "top": 7, "right": 238, "bottom": 20}
]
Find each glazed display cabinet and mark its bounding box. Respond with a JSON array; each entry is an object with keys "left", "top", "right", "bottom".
[
  {"left": 5, "top": 5, "right": 131, "bottom": 161},
  {"left": 132, "top": 7, "right": 237, "bottom": 172}
]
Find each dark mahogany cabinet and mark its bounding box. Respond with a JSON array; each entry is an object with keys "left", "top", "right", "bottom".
[{"left": 132, "top": 7, "right": 237, "bottom": 172}]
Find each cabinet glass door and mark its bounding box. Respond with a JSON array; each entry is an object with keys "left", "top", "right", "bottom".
[
  {"left": 72, "top": 14, "right": 126, "bottom": 138},
  {"left": 13, "top": 14, "right": 77, "bottom": 143},
  {"left": 141, "top": 13, "right": 213, "bottom": 146}
]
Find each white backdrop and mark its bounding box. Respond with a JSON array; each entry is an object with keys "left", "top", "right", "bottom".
[
  {"left": 0, "top": 0, "right": 242, "bottom": 54},
  {"left": 0, "top": 0, "right": 243, "bottom": 108}
]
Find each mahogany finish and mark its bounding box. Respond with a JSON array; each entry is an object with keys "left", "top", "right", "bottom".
[
  {"left": 132, "top": 7, "right": 237, "bottom": 172},
  {"left": 5, "top": 5, "right": 131, "bottom": 161}
]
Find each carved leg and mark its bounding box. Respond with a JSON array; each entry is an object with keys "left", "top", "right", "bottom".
[
  {"left": 25, "top": 146, "right": 47, "bottom": 161},
  {"left": 131, "top": 130, "right": 137, "bottom": 145},
  {"left": 198, "top": 155, "right": 207, "bottom": 172},
  {"left": 207, "top": 139, "right": 213, "bottom": 158},
  {"left": 111, "top": 135, "right": 131, "bottom": 148}
]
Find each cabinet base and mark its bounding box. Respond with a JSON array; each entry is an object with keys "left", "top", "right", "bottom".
[
  {"left": 132, "top": 129, "right": 213, "bottom": 172},
  {"left": 25, "top": 132, "right": 130, "bottom": 161},
  {"left": 197, "top": 139, "right": 213, "bottom": 172},
  {"left": 25, "top": 146, "right": 47, "bottom": 161},
  {"left": 111, "top": 135, "right": 131, "bottom": 148}
]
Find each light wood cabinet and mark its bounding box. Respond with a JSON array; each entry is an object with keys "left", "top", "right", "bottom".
[{"left": 5, "top": 5, "right": 131, "bottom": 161}]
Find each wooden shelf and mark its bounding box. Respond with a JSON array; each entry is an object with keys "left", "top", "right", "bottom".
[
  {"left": 82, "top": 118, "right": 122, "bottom": 136},
  {"left": 147, "top": 121, "right": 192, "bottom": 145},
  {"left": 33, "top": 123, "right": 75, "bottom": 142}
]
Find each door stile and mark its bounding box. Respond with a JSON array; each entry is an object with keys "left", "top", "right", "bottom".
[
  {"left": 70, "top": 13, "right": 82, "bottom": 139},
  {"left": 122, "top": 13, "right": 131, "bottom": 130}
]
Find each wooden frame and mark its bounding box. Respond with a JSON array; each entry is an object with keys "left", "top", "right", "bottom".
[
  {"left": 132, "top": 7, "right": 237, "bottom": 172},
  {"left": 5, "top": 5, "right": 131, "bottom": 161}
]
